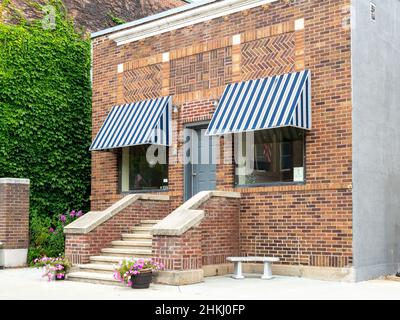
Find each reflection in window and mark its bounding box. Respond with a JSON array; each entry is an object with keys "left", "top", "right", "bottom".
[
  {"left": 236, "top": 127, "right": 305, "bottom": 186},
  {"left": 120, "top": 145, "right": 168, "bottom": 192}
]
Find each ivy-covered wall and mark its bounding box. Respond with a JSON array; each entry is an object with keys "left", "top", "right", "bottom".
[{"left": 0, "top": 1, "right": 92, "bottom": 260}]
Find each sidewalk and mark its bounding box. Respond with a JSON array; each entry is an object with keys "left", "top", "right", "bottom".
[{"left": 0, "top": 268, "right": 399, "bottom": 300}]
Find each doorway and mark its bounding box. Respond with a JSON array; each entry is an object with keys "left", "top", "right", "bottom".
[{"left": 184, "top": 124, "right": 217, "bottom": 200}]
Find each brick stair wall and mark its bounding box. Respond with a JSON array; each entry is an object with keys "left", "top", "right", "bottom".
[
  {"left": 65, "top": 198, "right": 169, "bottom": 265},
  {"left": 67, "top": 220, "right": 159, "bottom": 285},
  {"left": 152, "top": 192, "right": 240, "bottom": 272}
]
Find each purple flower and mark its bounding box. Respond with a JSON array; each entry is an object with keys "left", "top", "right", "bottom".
[
  {"left": 76, "top": 210, "right": 83, "bottom": 218},
  {"left": 60, "top": 214, "right": 66, "bottom": 223},
  {"left": 49, "top": 227, "right": 55, "bottom": 234},
  {"left": 70, "top": 210, "right": 76, "bottom": 218}
]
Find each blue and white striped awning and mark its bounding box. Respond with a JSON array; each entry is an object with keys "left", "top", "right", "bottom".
[
  {"left": 206, "top": 70, "right": 311, "bottom": 136},
  {"left": 90, "top": 96, "right": 172, "bottom": 151}
]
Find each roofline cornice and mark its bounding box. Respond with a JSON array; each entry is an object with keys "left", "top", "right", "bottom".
[{"left": 93, "top": 0, "right": 279, "bottom": 46}]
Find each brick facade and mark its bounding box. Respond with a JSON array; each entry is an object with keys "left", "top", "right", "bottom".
[
  {"left": 91, "top": 0, "right": 353, "bottom": 270},
  {"left": 65, "top": 199, "right": 169, "bottom": 264},
  {"left": 153, "top": 196, "right": 240, "bottom": 270},
  {"left": 0, "top": 179, "right": 30, "bottom": 251}
]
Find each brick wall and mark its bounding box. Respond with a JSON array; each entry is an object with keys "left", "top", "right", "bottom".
[
  {"left": 0, "top": 179, "right": 30, "bottom": 250},
  {"left": 92, "top": 0, "right": 353, "bottom": 269},
  {"left": 124, "top": 64, "right": 163, "bottom": 102},
  {"left": 170, "top": 47, "right": 232, "bottom": 95},
  {"left": 239, "top": 189, "right": 353, "bottom": 267},
  {"left": 153, "top": 196, "right": 240, "bottom": 270},
  {"left": 199, "top": 196, "right": 240, "bottom": 266},
  {"left": 153, "top": 229, "right": 202, "bottom": 270},
  {"left": 65, "top": 199, "right": 169, "bottom": 264},
  {"left": 241, "top": 33, "right": 295, "bottom": 80}
]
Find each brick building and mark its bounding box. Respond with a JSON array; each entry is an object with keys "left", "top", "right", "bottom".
[{"left": 65, "top": 0, "right": 400, "bottom": 284}]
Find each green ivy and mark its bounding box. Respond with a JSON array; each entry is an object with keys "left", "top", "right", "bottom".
[
  {"left": 0, "top": 0, "right": 92, "bottom": 261},
  {"left": 107, "top": 12, "right": 127, "bottom": 26}
]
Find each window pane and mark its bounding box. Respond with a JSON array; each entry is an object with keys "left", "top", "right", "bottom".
[
  {"left": 121, "top": 145, "right": 168, "bottom": 192},
  {"left": 235, "top": 127, "right": 305, "bottom": 185}
]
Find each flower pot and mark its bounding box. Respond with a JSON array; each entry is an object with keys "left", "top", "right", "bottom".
[
  {"left": 131, "top": 270, "right": 152, "bottom": 289},
  {"left": 55, "top": 274, "right": 66, "bottom": 281}
]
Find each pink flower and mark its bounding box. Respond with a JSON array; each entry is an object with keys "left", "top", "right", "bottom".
[
  {"left": 49, "top": 227, "right": 55, "bottom": 234},
  {"left": 76, "top": 210, "right": 83, "bottom": 218},
  {"left": 60, "top": 214, "right": 66, "bottom": 223},
  {"left": 70, "top": 210, "right": 76, "bottom": 218}
]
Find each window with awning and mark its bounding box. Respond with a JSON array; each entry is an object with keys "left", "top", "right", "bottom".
[
  {"left": 90, "top": 96, "right": 172, "bottom": 192},
  {"left": 206, "top": 70, "right": 311, "bottom": 186}
]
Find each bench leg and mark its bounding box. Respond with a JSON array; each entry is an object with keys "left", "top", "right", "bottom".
[
  {"left": 262, "top": 262, "right": 273, "bottom": 280},
  {"left": 232, "top": 262, "right": 245, "bottom": 280}
]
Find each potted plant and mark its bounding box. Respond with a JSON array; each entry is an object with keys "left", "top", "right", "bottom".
[
  {"left": 33, "top": 256, "right": 71, "bottom": 281},
  {"left": 113, "top": 258, "right": 164, "bottom": 289}
]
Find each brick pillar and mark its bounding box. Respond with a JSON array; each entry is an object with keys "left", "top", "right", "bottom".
[{"left": 0, "top": 178, "right": 30, "bottom": 268}]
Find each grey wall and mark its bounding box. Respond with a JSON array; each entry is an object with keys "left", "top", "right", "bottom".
[{"left": 352, "top": 0, "right": 400, "bottom": 281}]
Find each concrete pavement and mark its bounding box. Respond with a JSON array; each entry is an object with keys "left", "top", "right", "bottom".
[{"left": 0, "top": 268, "right": 399, "bottom": 300}]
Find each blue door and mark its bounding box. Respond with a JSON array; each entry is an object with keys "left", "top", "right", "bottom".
[{"left": 185, "top": 126, "right": 217, "bottom": 200}]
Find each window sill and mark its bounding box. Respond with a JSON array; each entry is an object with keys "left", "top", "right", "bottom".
[
  {"left": 235, "top": 182, "right": 306, "bottom": 189},
  {"left": 233, "top": 182, "right": 309, "bottom": 194},
  {"left": 227, "top": 182, "right": 353, "bottom": 194},
  {"left": 120, "top": 189, "right": 169, "bottom": 195}
]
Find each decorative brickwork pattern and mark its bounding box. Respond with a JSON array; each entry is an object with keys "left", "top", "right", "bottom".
[
  {"left": 241, "top": 33, "right": 295, "bottom": 80},
  {"left": 65, "top": 199, "right": 170, "bottom": 265},
  {"left": 124, "top": 64, "right": 162, "bottom": 102},
  {"left": 169, "top": 48, "right": 232, "bottom": 95},
  {"left": 0, "top": 181, "right": 30, "bottom": 250}
]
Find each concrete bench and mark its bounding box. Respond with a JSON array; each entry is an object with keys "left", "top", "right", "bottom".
[{"left": 227, "top": 257, "right": 280, "bottom": 280}]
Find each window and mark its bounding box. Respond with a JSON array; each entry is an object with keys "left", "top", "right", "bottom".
[
  {"left": 235, "top": 127, "right": 305, "bottom": 186},
  {"left": 120, "top": 145, "right": 168, "bottom": 192}
]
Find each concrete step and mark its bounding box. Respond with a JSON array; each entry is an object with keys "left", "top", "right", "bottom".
[
  {"left": 101, "top": 247, "right": 152, "bottom": 256},
  {"left": 111, "top": 240, "right": 152, "bottom": 248},
  {"left": 131, "top": 226, "right": 153, "bottom": 232},
  {"left": 77, "top": 263, "right": 115, "bottom": 274},
  {"left": 67, "top": 272, "right": 122, "bottom": 286},
  {"left": 121, "top": 233, "right": 152, "bottom": 240},
  {"left": 90, "top": 255, "right": 133, "bottom": 265}
]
